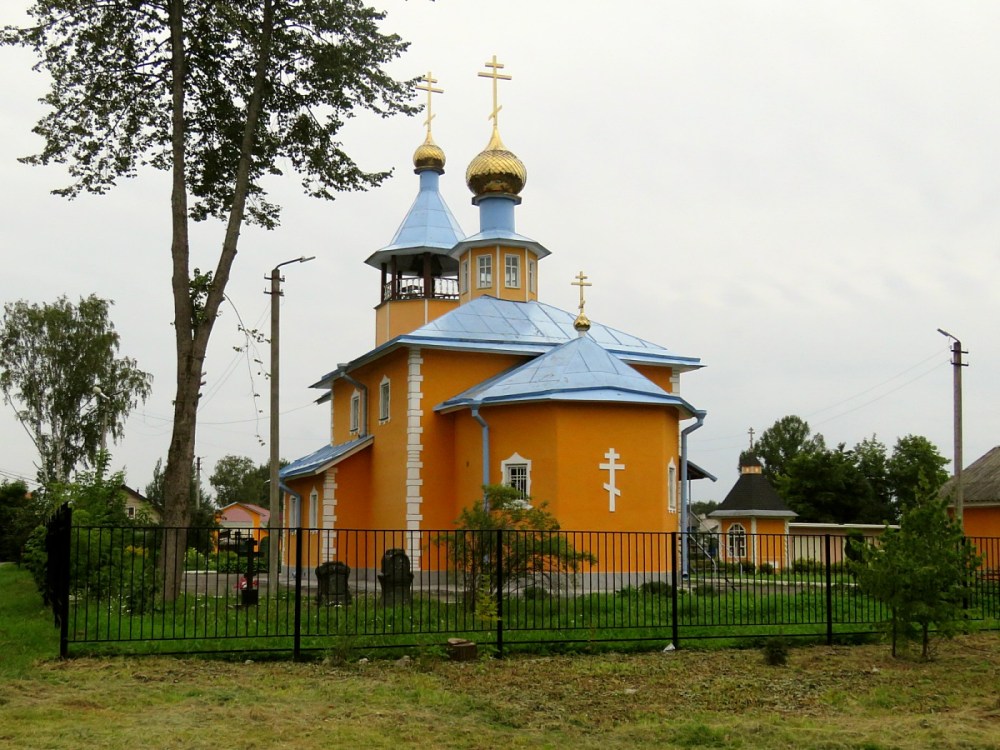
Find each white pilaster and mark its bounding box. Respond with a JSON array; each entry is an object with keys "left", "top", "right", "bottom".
[{"left": 405, "top": 348, "right": 424, "bottom": 570}]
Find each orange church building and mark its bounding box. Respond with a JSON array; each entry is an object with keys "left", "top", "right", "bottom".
[{"left": 280, "top": 64, "right": 705, "bottom": 573}]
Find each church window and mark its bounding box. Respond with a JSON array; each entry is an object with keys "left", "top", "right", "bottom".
[
  {"left": 668, "top": 460, "right": 677, "bottom": 513},
  {"left": 349, "top": 390, "right": 360, "bottom": 433},
  {"left": 460, "top": 258, "right": 469, "bottom": 293},
  {"left": 727, "top": 523, "right": 747, "bottom": 559},
  {"left": 505, "top": 254, "right": 521, "bottom": 288},
  {"left": 379, "top": 376, "right": 390, "bottom": 422},
  {"left": 477, "top": 254, "right": 492, "bottom": 288},
  {"left": 501, "top": 452, "right": 532, "bottom": 498},
  {"left": 528, "top": 259, "right": 536, "bottom": 293},
  {"left": 288, "top": 493, "right": 301, "bottom": 528},
  {"left": 309, "top": 488, "right": 318, "bottom": 529}
]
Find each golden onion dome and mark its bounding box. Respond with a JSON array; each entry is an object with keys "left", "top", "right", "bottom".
[
  {"left": 574, "top": 313, "right": 591, "bottom": 333},
  {"left": 465, "top": 126, "right": 527, "bottom": 197},
  {"left": 413, "top": 133, "right": 446, "bottom": 171}
]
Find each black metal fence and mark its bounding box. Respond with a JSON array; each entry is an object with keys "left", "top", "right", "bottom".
[{"left": 46, "top": 512, "right": 1000, "bottom": 659}]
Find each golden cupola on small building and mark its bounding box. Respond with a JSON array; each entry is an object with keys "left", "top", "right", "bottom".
[{"left": 451, "top": 56, "right": 549, "bottom": 306}]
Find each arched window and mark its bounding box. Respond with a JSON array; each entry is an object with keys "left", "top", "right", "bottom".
[{"left": 727, "top": 523, "right": 747, "bottom": 559}]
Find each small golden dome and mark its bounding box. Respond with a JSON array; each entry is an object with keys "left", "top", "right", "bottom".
[
  {"left": 574, "top": 313, "right": 591, "bottom": 333},
  {"left": 466, "top": 127, "right": 526, "bottom": 197},
  {"left": 413, "top": 133, "right": 445, "bottom": 171}
]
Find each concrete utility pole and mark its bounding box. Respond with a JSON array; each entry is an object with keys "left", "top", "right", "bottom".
[
  {"left": 937, "top": 329, "right": 967, "bottom": 523},
  {"left": 267, "top": 256, "right": 315, "bottom": 587}
]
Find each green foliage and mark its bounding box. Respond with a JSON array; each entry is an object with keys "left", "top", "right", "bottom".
[
  {"left": 853, "top": 493, "right": 980, "bottom": 659},
  {"left": 185, "top": 547, "right": 210, "bottom": 571},
  {"left": 640, "top": 580, "right": 674, "bottom": 596},
  {"left": 762, "top": 636, "right": 790, "bottom": 666},
  {"left": 210, "top": 455, "right": 272, "bottom": 508},
  {"left": 758, "top": 563, "right": 775, "bottom": 576},
  {"left": 215, "top": 551, "right": 242, "bottom": 574},
  {"left": 779, "top": 445, "right": 880, "bottom": 524},
  {"left": 0, "top": 295, "right": 152, "bottom": 486},
  {"left": 887, "top": 435, "right": 950, "bottom": 512},
  {"left": 755, "top": 416, "right": 826, "bottom": 484},
  {"left": 0, "top": 480, "right": 42, "bottom": 562},
  {"left": 21, "top": 524, "right": 48, "bottom": 598},
  {"left": 437, "top": 485, "right": 596, "bottom": 608}
]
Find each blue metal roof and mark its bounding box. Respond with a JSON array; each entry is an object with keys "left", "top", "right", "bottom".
[
  {"left": 364, "top": 170, "right": 465, "bottom": 269},
  {"left": 311, "top": 296, "right": 702, "bottom": 392},
  {"left": 280, "top": 436, "right": 373, "bottom": 480},
  {"left": 436, "top": 335, "right": 703, "bottom": 417}
]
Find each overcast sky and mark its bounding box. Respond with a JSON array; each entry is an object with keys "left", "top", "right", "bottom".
[{"left": 1, "top": 1, "right": 997, "bottom": 505}]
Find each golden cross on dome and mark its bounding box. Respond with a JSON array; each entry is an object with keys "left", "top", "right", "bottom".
[
  {"left": 748, "top": 427, "right": 755, "bottom": 450},
  {"left": 478, "top": 55, "right": 511, "bottom": 127},
  {"left": 571, "top": 271, "right": 592, "bottom": 315},
  {"left": 415, "top": 71, "right": 443, "bottom": 135}
]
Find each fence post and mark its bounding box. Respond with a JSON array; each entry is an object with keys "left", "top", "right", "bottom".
[
  {"left": 671, "top": 532, "right": 679, "bottom": 649},
  {"left": 294, "top": 526, "right": 304, "bottom": 661},
  {"left": 49, "top": 503, "right": 72, "bottom": 659},
  {"left": 825, "top": 534, "right": 833, "bottom": 646},
  {"left": 495, "top": 527, "right": 504, "bottom": 659}
]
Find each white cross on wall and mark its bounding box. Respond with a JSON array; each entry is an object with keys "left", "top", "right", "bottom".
[{"left": 599, "top": 448, "right": 625, "bottom": 512}]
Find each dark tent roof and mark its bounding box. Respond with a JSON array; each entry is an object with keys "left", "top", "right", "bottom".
[
  {"left": 709, "top": 472, "right": 796, "bottom": 518},
  {"left": 941, "top": 446, "right": 1000, "bottom": 505}
]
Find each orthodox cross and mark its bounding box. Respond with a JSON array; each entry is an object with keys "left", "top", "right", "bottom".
[
  {"left": 571, "top": 271, "right": 592, "bottom": 316},
  {"left": 415, "top": 71, "right": 443, "bottom": 136},
  {"left": 748, "top": 427, "right": 755, "bottom": 450},
  {"left": 478, "top": 55, "right": 511, "bottom": 127},
  {"left": 600, "top": 448, "right": 626, "bottom": 512}
]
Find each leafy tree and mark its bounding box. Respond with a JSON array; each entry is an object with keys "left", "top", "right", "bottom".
[
  {"left": 854, "top": 492, "right": 979, "bottom": 659},
  {"left": 0, "top": 296, "right": 152, "bottom": 487},
  {"left": 778, "top": 445, "right": 880, "bottom": 524},
  {"left": 887, "top": 435, "right": 949, "bottom": 512},
  {"left": 209, "top": 455, "right": 271, "bottom": 508},
  {"left": 852, "top": 435, "right": 895, "bottom": 522},
  {"left": 0, "top": 480, "right": 40, "bottom": 563},
  {"left": 755, "top": 416, "right": 826, "bottom": 484},
  {"left": 438, "top": 485, "right": 596, "bottom": 612},
  {"left": 4, "top": 1, "right": 416, "bottom": 598}
]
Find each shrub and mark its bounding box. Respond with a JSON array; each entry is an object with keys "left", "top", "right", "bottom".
[
  {"left": 437, "top": 485, "right": 595, "bottom": 610},
  {"left": 640, "top": 580, "right": 674, "bottom": 597},
  {"left": 521, "top": 585, "right": 550, "bottom": 601},
  {"left": 215, "top": 550, "right": 242, "bottom": 573},
  {"left": 185, "top": 547, "right": 209, "bottom": 571},
  {"left": 758, "top": 563, "right": 775, "bottom": 576},
  {"left": 762, "top": 636, "right": 790, "bottom": 666},
  {"left": 792, "top": 558, "right": 822, "bottom": 575}
]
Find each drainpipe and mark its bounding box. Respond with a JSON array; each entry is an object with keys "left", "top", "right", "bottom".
[
  {"left": 680, "top": 412, "right": 706, "bottom": 579},
  {"left": 471, "top": 406, "right": 490, "bottom": 511},
  {"left": 338, "top": 367, "right": 368, "bottom": 438}
]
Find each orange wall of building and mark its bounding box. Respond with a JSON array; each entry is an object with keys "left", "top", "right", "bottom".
[
  {"left": 632, "top": 364, "right": 675, "bottom": 393},
  {"left": 374, "top": 298, "right": 459, "bottom": 346}
]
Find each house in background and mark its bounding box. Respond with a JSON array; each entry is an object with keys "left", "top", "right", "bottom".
[
  {"left": 941, "top": 446, "right": 1000, "bottom": 538},
  {"left": 279, "top": 66, "right": 707, "bottom": 574},
  {"left": 709, "top": 455, "right": 796, "bottom": 570},
  {"left": 121, "top": 486, "right": 160, "bottom": 523},
  {"left": 215, "top": 502, "right": 270, "bottom": 548}
]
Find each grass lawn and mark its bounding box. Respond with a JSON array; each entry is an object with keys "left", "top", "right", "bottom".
[{"left": 3, "top": 564, "right": 1000, "bottom": 749}]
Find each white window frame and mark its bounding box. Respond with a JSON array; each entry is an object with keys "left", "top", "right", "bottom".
[
  {"left": 477, "top": 254, "right": 492, "bottom": 289},
  {"left": 460, "top": 258, "right": 469, "bottom": 294},
  {"left": 288, "top": 494, "right": 301, "bottom": 529},
  {"left": 667, "top": 459, "right": 677, "bottom": 513},
  {"left": 501, "top": 452, "right": 532, "bottom": 499},
  {"left": 309, "top": 488, "right": 319, "bottom": 529},
  {"left": 349, "top": 390, "right": 360, "bottom": 433},
  {"left": 727, "top": 523, "right": 747, "bottom": 559},
  {"left": 504, "top": 254, "right": 521, "bottom": 288},
  {"left": 528, "top": 259, "right": 536, "bottom": 293},
  {"left": 379, "top": 376, "right": 390, "bottom": 423}
]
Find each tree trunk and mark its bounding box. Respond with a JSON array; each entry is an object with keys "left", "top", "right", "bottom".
[{"left": 160, "top": 0, "right": 276, "bottom": 601}]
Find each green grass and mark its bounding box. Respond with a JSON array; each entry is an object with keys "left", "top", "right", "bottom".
[
  {"left": 4, "top": 565, "right": 1000, "bottom": 749},
  {"left": 0, "top": 563, "right": 60, "bottom": 678}
]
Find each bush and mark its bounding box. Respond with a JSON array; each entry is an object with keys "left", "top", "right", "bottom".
[
  {"left": 215, "top": 550, "right": 242, "bottom": 573},
  {"left": 762, "top": 636, "right": 790, "bottom": 666},
  {"left": 792, "top": 558, "right": 823, "bottom": 575},
  {"left": 521, "top": 585, "right": 550, "bottom": 601},
  {"left": 640, "top": 580, "right": 674, "bottom": 597},
  {"left": 758, "top": 563, "right": 775, "bottom": 576},
  {"left": 185, "top": 547, "right": 209, "bottom": 571}
]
